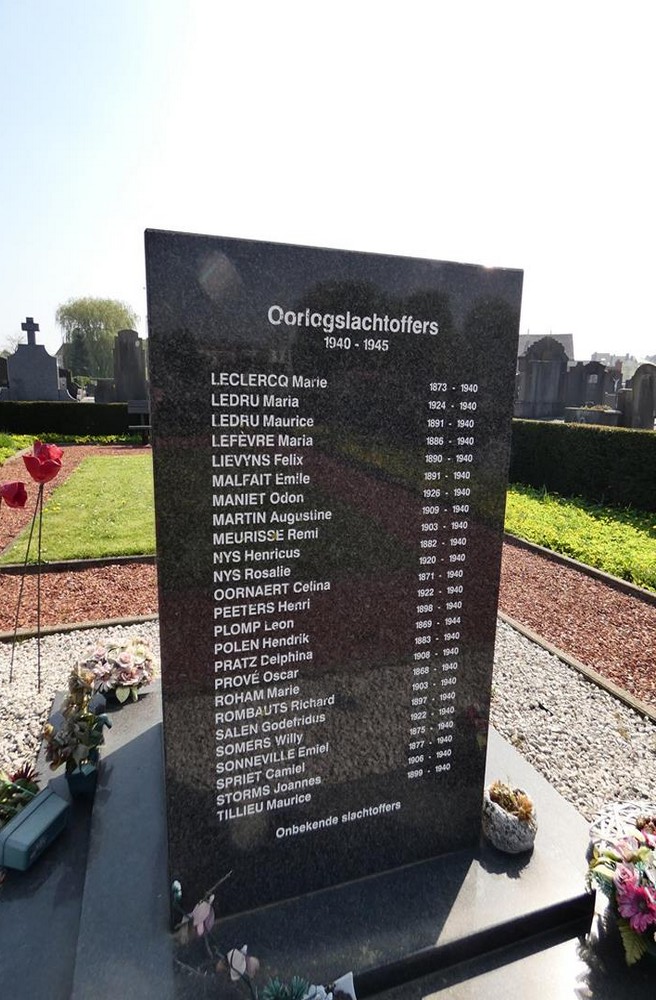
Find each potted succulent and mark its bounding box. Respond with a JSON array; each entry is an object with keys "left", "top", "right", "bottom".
[
  {"left": 0, "top": 763, "right": 69, "bottom": 871},
  {"left": 82, "top": 637, "right": 157, "bottom": 704},
  {"left": 42, "top": 666, "right": 112, "bottom": 797},
  {"left": 482, "top": 779, "right": 537, "bottom": 853}
]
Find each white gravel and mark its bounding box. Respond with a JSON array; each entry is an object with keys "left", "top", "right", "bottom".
[
  {"left": 0, "top": 622, "right": 160, "bottom": 776},
  {"left": 1, "top": 618, "right": 654, "bottom": 823},
  {"left": 490, "top": 620, "right": 656, "bottom": 820}
]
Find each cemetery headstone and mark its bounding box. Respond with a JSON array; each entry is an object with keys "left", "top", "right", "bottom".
[
  {"left": 0, "top": 317, "right": 75, "bottom": 401},
  {"left": 113, "top": 328, "right": 148, "bottom": 402},
  {"left": 145, "top": 230, "right": 523, "bottom": 919},
  {"left": 93, "top": 378, "right": 116, "bottom": 403},
  {"left": 514, "top": 335, "right": 567, "bottom": 419},
  {"left": 630, "top": 363, "right": 656, "bottom": 429},
  {"left": 581, "top": 360, "right": 606, "bottom": 406}
]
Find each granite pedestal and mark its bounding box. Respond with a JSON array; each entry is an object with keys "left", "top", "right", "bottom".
[{"left": 7, "top": 675, "right": 646, "bottom": 999}]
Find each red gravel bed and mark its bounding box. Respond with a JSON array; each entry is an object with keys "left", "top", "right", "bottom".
[
  {"left": 0, "top": 561, "right": 159, "bottom": 633},
  {"left": 2, "top": 447, "right": 654, "bottom": 709},
  {"left": 499, "top": 540, "right": 656, "bottom": 709}
]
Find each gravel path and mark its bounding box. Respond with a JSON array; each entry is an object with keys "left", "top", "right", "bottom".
[
  {"left": 1, "top": 618, "right": 654, "bottom": 824},
  {"left": 490, "top": 620, "right": 655, "bottom": 820}
]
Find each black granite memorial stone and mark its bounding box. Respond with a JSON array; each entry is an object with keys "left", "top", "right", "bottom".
[{"left": 145, "top": 230, "right": 523, "bottom": 920}]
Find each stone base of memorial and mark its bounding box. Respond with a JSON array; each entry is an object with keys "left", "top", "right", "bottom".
[{"left": 16, "top": 689, "right": 656, "bottom": 999}]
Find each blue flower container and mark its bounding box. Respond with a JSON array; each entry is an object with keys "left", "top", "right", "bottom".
[
  {"left": 0, "top": 786, "right": 69, "bottom": 871},
  {"left": 66, "top": 761, "right": 99, "bottom": 798}
]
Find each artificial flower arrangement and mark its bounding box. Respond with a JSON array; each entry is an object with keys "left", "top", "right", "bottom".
[
  {"left": 23, "top": 440, "right": 64, "bottom": 483},
  {"left": 81, "top": 637, "right": 157, "bottom": 703},
  {"left": 587, "top": 813, "right": 656, "bottom": 965},
  {"left": 3, "top": 439, "right": 64, "bottom": 692},
  {"left": 42, "top": 666, "right": 112, "bottom": 774},
  {"left": 0, "top": 440, "right": 62, "bottom": 514}
]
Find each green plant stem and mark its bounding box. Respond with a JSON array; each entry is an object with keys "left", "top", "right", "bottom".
[
  {"left": 36, "top": 484, "right": 44, "bottom": 691},
  {"left": 8, "top": 488, "right": 40, "bottom": 683}
]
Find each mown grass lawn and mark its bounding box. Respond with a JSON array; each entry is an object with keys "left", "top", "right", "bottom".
[
  {"left": 505, "top": 484, "right": 656, "bottom": 591},
  {"left": 3, "top": 448, "right": 654, "bottom": 592},
  {"left": 0, "top": 454, "right": 155, "bottom": 563}
]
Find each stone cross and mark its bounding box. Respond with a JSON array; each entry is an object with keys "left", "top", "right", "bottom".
[{"left": 21, "top": 316, "right": 39, "bottom": 347}]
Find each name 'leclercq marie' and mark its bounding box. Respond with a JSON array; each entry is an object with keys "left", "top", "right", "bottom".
[{"left": 267, "top": 304, "right": 439, "bottom": 336}]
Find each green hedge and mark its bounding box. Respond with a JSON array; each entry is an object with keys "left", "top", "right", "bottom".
[
  {"left": 0, "top": 402, "right": 129, "bottom": 436},
  {"left": 510, "top": 419, "right": 656, "bottom": 512}
]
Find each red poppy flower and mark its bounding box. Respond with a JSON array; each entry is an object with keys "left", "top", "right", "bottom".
[
  {"left": 23, "top": 440, "right": 64, "bottom": 484},
  {"left": 0, "top": 481, "right": 28, "bottom": 508}
]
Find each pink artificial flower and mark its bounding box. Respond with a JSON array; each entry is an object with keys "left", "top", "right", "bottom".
[
  {"left": 0, "top": 481, "right": 28, "bottom": 508},
  {"left": 615, "top": 861, "right": 639, "bottom": 885},
  {"left": 117, "top": 666, "right": 139, "bottom": 686},
  {"left": 23, "top": 440, "right": 63, "bottom": 484},
  {"left": 91, "top": 662, "right": 113, "bottom": 685},
  {"left": 226, "top": 946, "right": 259, "bottom": 980},
  {"left": 617, "top": 877, "right": 656, "bottom": 934},
  {"left": 191, "top": 897, "right": 215, "bottom": 936}
]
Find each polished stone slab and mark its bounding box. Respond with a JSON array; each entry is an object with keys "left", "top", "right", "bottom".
[
  {"left": 373, "top": 907, "right": 656, "bottom": 999},
  {"left": 69, "top": 686, "right": 173, "bottom": 1000},
  {"left": 145, "top": 230, "right": 524, "bottom": 917}
]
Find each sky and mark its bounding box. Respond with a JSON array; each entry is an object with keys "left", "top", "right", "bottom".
[{"left": 1, "top": 1, "right": 655, "bottom": 363}]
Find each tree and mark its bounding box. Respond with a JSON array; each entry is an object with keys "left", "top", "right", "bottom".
[
  {"left": 67, "top": 328, "right": 92, "bottom": 376},
  {"left": 56, "top": 297, "right": 138, "bottom": 377},
  {"left": 0, "top": 333, "right": 24, "bottom": 358}
]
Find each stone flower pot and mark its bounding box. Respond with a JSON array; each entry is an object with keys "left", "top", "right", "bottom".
[
  {"left": 0, "top": 786, "right": 70, "bottom": 870},
  {"left": 482, "top": 785, "right": 537, "bottom": 853}
]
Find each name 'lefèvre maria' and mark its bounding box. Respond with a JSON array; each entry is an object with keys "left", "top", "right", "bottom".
[{"left": 212, "top": 433, "right": 313, "bottom": 448}]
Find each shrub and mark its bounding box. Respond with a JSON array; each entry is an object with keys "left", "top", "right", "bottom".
[
  {"left": 510, "top": 420, "right": 656, "bottom": 512},
  {"left": 0, "top": 402, "right": 130, "bottom": 437}
]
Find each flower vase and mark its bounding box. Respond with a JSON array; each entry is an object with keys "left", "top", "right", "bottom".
[{"left": 66, "top": 760, "right": 99, "bottom": 798}]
